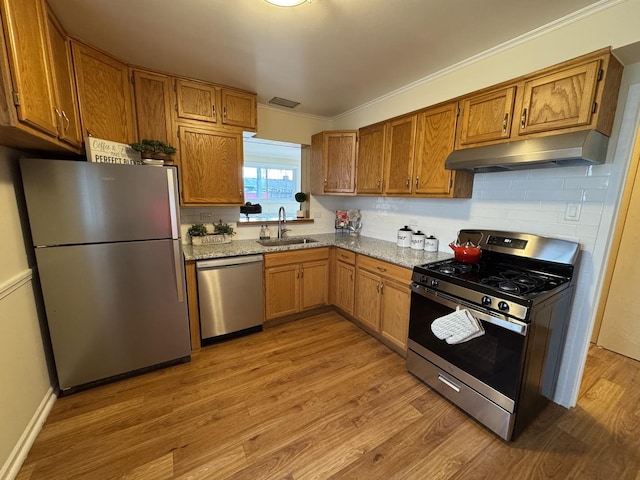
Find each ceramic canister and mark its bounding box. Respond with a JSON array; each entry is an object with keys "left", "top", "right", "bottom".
[
  {"left": 424, "top": 235, "right": 439, "bottom": 252},
  {"left": 411, "top": 230, "right": 426, "bottom": 250},
  {"left": 397, "top": 226, "right": 413, "bottom": 247}
]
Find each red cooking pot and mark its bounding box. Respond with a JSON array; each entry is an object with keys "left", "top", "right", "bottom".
[{"left": 449, "top": 240, "right": 482, "bottom": 263}]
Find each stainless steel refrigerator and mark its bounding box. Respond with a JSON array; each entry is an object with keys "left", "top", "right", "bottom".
[{"left": 20, "top": 158, "right": 191, "bottom": 393}]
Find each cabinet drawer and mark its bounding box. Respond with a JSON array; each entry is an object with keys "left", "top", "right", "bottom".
[
  {"left": 357, "top": 254, "right": 412, "bottom": 284},
  {"left": 335, "top": 248, "right": 356, "bottom": 265},
  {"left": 264, "top": 247, "right": 330, "bottom": 268}
]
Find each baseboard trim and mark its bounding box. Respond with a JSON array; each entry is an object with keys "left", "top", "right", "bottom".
[
  {"left": 0, "top": 269, "right": 33, "bottom": 302},
  {"left": 0, "top": 387, "right": 57, "bottom": 480}
]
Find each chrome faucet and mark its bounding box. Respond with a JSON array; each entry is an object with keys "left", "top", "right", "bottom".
[{"left": 277, "top": 206, "right": 290, "bottom": 239}]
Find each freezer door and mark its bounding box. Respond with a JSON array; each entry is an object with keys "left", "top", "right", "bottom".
[
  {"left": 20, "top": 158, "right": 180, "bottom": 246},
  {"left": 35, "top": 239, "right": 190, "bottom": 391}
]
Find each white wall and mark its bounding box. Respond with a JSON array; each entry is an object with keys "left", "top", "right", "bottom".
[{"left": 0, "top": 148, "right": 55, "bottom": 480}]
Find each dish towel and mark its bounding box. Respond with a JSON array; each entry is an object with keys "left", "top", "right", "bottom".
[{"left": 431, "top": 308, "right": 485, "bottom": 344}]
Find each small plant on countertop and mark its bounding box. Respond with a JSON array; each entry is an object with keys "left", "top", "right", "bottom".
[
  {"left": 213, "top": 220, "right": 235, "bottom": 236},
  {"left": 187, "top": 223, "right": 207, "bottom": 237}
]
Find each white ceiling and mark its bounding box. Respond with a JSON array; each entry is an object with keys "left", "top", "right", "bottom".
[{"left": 48, "top": 0, "right": 605, "bottom": 118}]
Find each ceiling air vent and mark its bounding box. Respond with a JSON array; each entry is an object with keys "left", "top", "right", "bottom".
[{"left": 269, "top": 97, "right": 300, "bottom": 108}]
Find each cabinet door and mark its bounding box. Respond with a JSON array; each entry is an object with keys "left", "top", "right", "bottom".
[
  {"left": 221, "top": 88, "right": 256, "bottom": 130},
  {"left": 380, "top": 279, "right": 411, "bottom": 351},
  {"left": 456, "top": 86, "right": 515, "bottom": 147},
  {"left": 334, "top": 260, "right": 355, "bottom": 315},
  {"left": 518, "top": 60, "right": 600, "bottom": 135},
  {"left": 1, "top": 0, "right": 57, "bottom": 136},
  {"left": 356, "top": 123, "right": 385, "bottom": 194},
  {"left": 177, "top": 125, "right": 244, "bottom": 205},
  {"left": 414, "top": 102, "right": 457, "bottom": 195},
  {"left": 131, "top": 70, "right": 175, "bottom": 149},
  {"left": 355, "top": 268, "right": 382, "bottom": 330},
  {"left": 265, "top": 264, "right": 299, "bottom": 320},
  {"left": 45, "top": 8, "right": 82, "bottom": 148},
  {"left": 72, "top": 41, "right": 136, "bottom": 143},
  {"left": 384, "top": 115, "right": 416, "bottom": 194},
  {"left": 325, "top": 131, "right": 357, "bottom": 193},
  {"left": 300, "top": 259, "right": 328, "bottom": 311},
  {"left": 175, "top": 78, "right": 218, "bottom": 124}
]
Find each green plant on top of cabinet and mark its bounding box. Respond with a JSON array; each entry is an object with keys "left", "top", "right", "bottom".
[
  {"left": 310, "top": 130, "right": 357, "bottom": 195},
  {"left": 71, "top": 40, "right": 136, "bottom": 144}
]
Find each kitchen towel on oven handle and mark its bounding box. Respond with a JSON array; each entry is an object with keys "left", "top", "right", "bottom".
[{"left": 431, "top": 308, "right": 485, "bottom": 344}]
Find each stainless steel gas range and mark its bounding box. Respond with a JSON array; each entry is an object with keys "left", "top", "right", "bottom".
[{"left": 407, "top": 229, "right": 579, "bottom": 441}]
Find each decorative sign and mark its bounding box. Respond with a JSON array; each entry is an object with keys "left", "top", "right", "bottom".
[{"left": 85, "top": 137, "right": 141, "bottom": 165}]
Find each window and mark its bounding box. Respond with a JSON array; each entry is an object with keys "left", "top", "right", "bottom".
[{"left": 242, "top": 137, "right": 302, "bottom": 220}]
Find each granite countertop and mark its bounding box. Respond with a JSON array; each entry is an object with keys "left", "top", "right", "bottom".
[{"left": 183, "top": 233, "right": 452, "bottom": 269}]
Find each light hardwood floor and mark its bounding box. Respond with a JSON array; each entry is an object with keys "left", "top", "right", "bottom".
[{"left": 15, "top": 311, "right": 640, "bottom": 479}]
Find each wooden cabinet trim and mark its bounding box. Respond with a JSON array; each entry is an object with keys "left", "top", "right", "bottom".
[{"left": 264, "top": 247, "right": 330, "bottom": 267}]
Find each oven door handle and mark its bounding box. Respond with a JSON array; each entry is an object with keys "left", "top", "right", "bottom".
[{"left": 411, "top": 283, "right": 528, "bottom": 336}]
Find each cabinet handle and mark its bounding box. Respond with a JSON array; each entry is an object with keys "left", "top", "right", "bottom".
[
  {"left": 405, "top": 178, "right": 410, "bottom": 188},
  {"left": 376, "top": 282, "right": 381, "bottom": 293},
  {"left": 379, "top": 282, "right": 384, "bottom": 294},
  {"left": 502, "top": 113, "right": 509, "bottom": 133},
  {"left": 54, "top": 108, "right": 62, "bottom": 133},
  {"left": 223, "top": 106, "right": 227, "bottom": 119},
  {"left": 324, "top": 178, "right": 327, "bottom": 186},
  {"left": 377, "top": 266, "right": 387, "bottom": 273},
  {"left": 300, "top": 268, "right": 304, "bottom": 278},
  {"left": 520, "top": 108, "right": 527, "bottom": 129},
  {"left": 377, "top": 179, "right": 381, "bottom": 188},
  {"left": 415, "top": 177, "right": 419, "bottom": 189},
  {"left": 62, "top": 110, "right": 70, "bottom": 132},
  {"left": 212, "top": 105, "right": 217, "bottom": 120},
  {"left": 350, "top": 271, "right": 353, "bottom": 281}
]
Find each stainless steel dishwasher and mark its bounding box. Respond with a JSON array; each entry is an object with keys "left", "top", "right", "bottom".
[{"left": 196, "top": 255, "right": 264, "bottom": 344}]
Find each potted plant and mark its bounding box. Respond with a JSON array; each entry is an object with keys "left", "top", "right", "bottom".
[
  {"left": 129, "top": 139, "right": 177, "bottom": 164},
  {"left": 187, "top": 223, "right": 207, "bottom": 245},
  {"left": 294, "top": 191, "right": 307, "bottom": 218},
  {"left": 213, "top": 219, "right": 235, "bottom": 238}
]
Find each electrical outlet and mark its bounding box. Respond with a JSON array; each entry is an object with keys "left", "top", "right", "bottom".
[
  {"left": 565, "top": 203, "right": 582, "bottom": 221},
  {"left": 200, "top": 212, "right": 213, "bottom": 221}
]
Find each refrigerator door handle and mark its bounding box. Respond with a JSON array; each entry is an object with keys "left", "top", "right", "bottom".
[
  {"left": 173, "top": 240, "right": 185, "bottom": 303},
  {"left": 166, "top": 168, "right": 180, "bottom": 240}
]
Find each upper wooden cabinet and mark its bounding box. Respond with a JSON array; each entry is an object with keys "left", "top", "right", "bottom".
[
  {"left": 310, "top": 130, "right": 357, "bottom": 195},
  {"left": 383, "top": 115, "right": 416, "bottom": 195},
  {"left": 176, "top": 125, "right": 244, "bottom": 205},
  {"left": 414, "top": 102, "right": 473, "bottom": 197},
  {"left": 175, "top": 79, "right": 256, "bottom": 131},
  {"left": 455, "top": 49, "right": 623, "bottom": 150},
  {"left": 220, "top": 88, "right": 257, "bottom": 130},
  {"left": 518, "top": 59, "right": 603, "bottom": 136},
  {"left": 175, "top": 78, "right": 218, "bottom": 124},
  {"left": 131, "top": 69, "right": 176, "bottom": 152},
  {"left": 356, "top": 122, "right": 385, "bottom": 195},
  {"left": 455, "top": 85, "right": 516, "bottom": 148},
  {"left": 0, "top": 0, "right": 80, "bottom": 151},
  {"left": 71, "top": 41, "right": 136, "bottom": 144},
  {"left": 45, "top": 7, "right": 82, "bottom": 149},
  {"left": 0, "top": 0, "right": 57, "bottom": 136}
]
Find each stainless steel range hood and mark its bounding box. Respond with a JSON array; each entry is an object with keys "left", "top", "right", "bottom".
[{"left": 445, "top": 130, "right": 609, "bottom": 172}]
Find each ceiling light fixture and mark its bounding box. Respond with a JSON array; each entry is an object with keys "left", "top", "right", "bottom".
[{"left": 264, "top": 0, "right": 309, "bottom": 6}]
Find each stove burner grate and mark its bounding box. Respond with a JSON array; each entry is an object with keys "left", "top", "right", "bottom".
[{"left": 480, "top": 270, "right": 548, "bottom": 295}]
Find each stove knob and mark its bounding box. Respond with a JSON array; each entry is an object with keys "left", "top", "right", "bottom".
[
  {"left": 498, "top": 301, "right": 510, "bottom": 312},
  {"left": 430, "top": 279, "right": 439, "bottom": 287},
  {"left": 481, "top": 296, "right": 492, "bottom": 306}
]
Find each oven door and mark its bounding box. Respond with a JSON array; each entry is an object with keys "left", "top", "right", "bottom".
[{"left": 408, "top": 283, "right": 528, "bottom": 413}]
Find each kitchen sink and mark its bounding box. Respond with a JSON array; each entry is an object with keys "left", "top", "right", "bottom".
[{"left": 257, "top": 236, "right": 318, "bottom": 247}]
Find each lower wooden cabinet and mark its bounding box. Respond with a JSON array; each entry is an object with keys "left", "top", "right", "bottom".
[
  {"left": 264, "top": 247, "right": 329, "bottom": 321},
  {"left": 333, "top": 248, "right": 356, "bottom": 316},
  {"left": 354, "top": 254, "right": 412, "bottom": 352}
]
